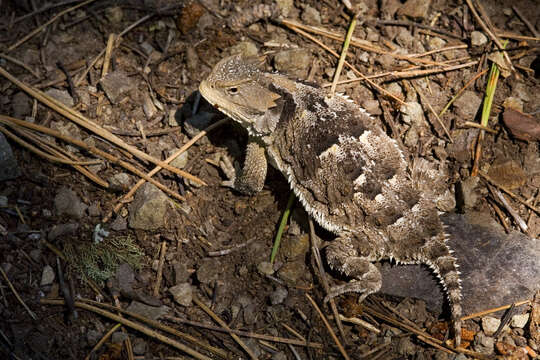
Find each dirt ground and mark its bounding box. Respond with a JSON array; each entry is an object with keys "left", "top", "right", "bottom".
[{"left": 0, "top": 0, "right": 539, "bottom": 359}]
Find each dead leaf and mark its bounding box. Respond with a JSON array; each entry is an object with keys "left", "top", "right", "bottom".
[{"left": 503, "top": 108, "right": 540, "bottom": 141}]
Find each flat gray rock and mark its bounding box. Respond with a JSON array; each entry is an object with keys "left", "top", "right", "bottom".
[{"left": 380, "top": 211, "right": 539, "bottom": 316}]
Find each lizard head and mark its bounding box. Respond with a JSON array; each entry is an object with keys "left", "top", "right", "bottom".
[{"left": 199, "top": 55, "right": 283, "bottom": 134}]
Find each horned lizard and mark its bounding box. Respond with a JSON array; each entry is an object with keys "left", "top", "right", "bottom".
[{"left": 199, "top": 55, "right": 462, "bottom": 345}]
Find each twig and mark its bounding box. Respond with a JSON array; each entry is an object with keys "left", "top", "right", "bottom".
[
  {"left": 461, "top": 300, "right": 531, "bottom": 321},
  {"left": 208, "top": 238, "right": 257, "bottom": 256},
  {"left": 0, "top": 67, "right": 205, "bottom": 185},
  {"left": 338, "top": 314, "right": 380, "bottom": 333},
  {"left": 84, "top": 323, "right": 122, "bottom": 360},
  {"left": 103, "top": 117, "right": 228, "bottom": 222},
  {"left": 407, "top": 44, "right": 468, "bottom": 58},
  {"left": 7, "top": 0, "right": 98, "bottom": 52},
  {"left": 495, "top": 31, "right": 540, "bottom": 41},
  {"left": 308, "top": 219, "right": 347, "bottom": 344},
  {"left": 512, "top": 6, "right": 540, "bottom": 37},
  {"left": 40, "top": 299, "right": 214, "bottom": 360},
  {"left": 0, "top": 115, "right": 185, "bottom": 201},
  {"left": 479, "top": 172, "right": 540, "bottom": 215},
  {"left": 0, "top": 266, "right": 37, "bottom": 320},
  {"left": 283, "top": 23, "right": 405, "bottom": 105},
  {"left": 153, "top": 241, "right": 167, "bottom": 297},
  {"left": 0, "top": 53, "right": 40, "bottom": 78},
  {"left": 164, "top": 315, "right": 323, "bottom": 348},
  {"left": 409, "top": 80, "right": 452, "bottom": 142},
  {"left": 330, "top": 14, "right": 357, "bottom": 97},
  {"left": 487, "top": 184, "right": 528, "bottom": 234},
  {"left": 487, "top": 199, "right": 511, "bottom": 233},
  {"left": 461, "top": 121, "right": 497, "bottom": 133},
  {"left": 305, "top": 293, "right": 351, "bottom": 360},
  {"left": 193, "top": 296, "right": 258, "bottom": 359}
]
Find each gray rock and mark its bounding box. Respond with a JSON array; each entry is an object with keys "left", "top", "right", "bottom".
[
  {"left": 99, "top": 71, "right": 135, "bottom": 104},
  {"left": 274, "top": 49, "right": 311, "bottom": 78},
  {"left": 128, "top": 183, "right": 169, "bottom": 230},
  {"left": 270, "top": 286, "right": 288, "bottom": 305},
  {"left": 275, "top": 0, "right": 293, "bottom": 17},
  {"left": 244, "top": 338, "right": 262, "bottom": 358},
  {"left": 397, "top": 337, "right": 416, "bottom": 355},
  {"left": 227, "top": 41, "right": 259, "bottom": 57},
  {"left": 513, "top": 82, "right": 530, "bottom": 102},
  {"left": 301, "top": 5, "right": 321, "bottom": 25},
  {"left": 88, "top": 202, "right": 100, "bottom": 217},
  {"left": 511, "top": 313, "right": 529, "bottom": 328},
  {"left": 453, "top": 90, "right": 482, "bottom": 119},
  {"left": 197, "top": 258, "right": 221, "bottom": 284},
  {"left": 473, "top": 332, "right": 494, "bottom": 354},
  {"left": 257, "top": 261, "right": 274, "bottom": 276},
  {"left": 403, "top": 126, "right": 419, "bottom": 148},
  {"left": 104, "top": 6, "right": 123, "bottom": 23},
  {"left": 173, "top": 261, "right": 192, "bottom": 284},
  {"left": 132, "top": 337, "right": 147, "bottom": 356},
  {"left": 126, "top": 301, "right": 169, "bottom": 320},
  {"left": 86, "top": 329, "right": 101, "bottom": 346},
  {"left": 48, "top": 223, "right": 79, "bottom": 241},
  {"left": 482, "top": 316, "right": 500, "bottom": 336},
  {"left": 400, "top": 102, "right": 425, "bottom": 127},
  {"left": 111, "top": 331, "right": 128, "bottom": 344},
  {"left": 45, "top": 88, "right": 74, "bottom": 107},
  {"left": 471, "top": 31, "right": 488, "bottom": 46},
  {"left": 0, "top": 132, "right": 21, "bottom": 181},
  {"left": 397, "top": 0, "right": 432, "bottom": 19},
  {"left": 169, "top": 149, "right": 189, "bottom": 169},
  {"left": 396, "top": 28, "right": 414, "bottom": 48},
  {"left": 169, "top": 283, "right": 193, "bottom": 306},
  {"left": 41, "top": 265, "right": 55, "bottom": 286},
  {"left": 108, "top": 172, "right": 132, "bottom": 191},
  {"left": 142, "top": 91, "right": 157, "bottom": 119},
  {"left": 110, "top": 216, "right": 127, "bottom": 231},
  {"left": 29, "top": 249, "right": 41, "bottom": 262},
  {"left": 11, "top": 92, "right": 32, "bottom": 118},
  {"left": 54, "top": 187, "right": 87, "bottom": 219},
  {"left": 428, "top": 37, "right": 447, "bottom": 50}
]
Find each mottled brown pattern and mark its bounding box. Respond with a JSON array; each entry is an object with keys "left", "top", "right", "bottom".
[{"left": 199, "top": 55, "right": 463, "bottom": 345}]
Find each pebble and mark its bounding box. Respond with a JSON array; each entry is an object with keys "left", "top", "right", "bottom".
[
  {"left": 0, "top": 195, "right": 7, "bottom": 207},
  {"left": 471, "top": 31, "right": 488, "bottom": 46},
  {"left": 40, "top": 265, "right": 55, "bottom": 286},
  {"left": 473, "top": 331, "right": 495, "bottom": 354},
  {"left": 301, "top": 5, "right": 321, "bottom": 25},
  {"left": 275, "top": 0, "right": 293, "bottom": 17},
  {"left": 86, "top": 329, "right": 101, "bottom": 346},
  {"left": 126, "top": 301, "right": 169, "bottom": 320},
  {"left": 502, "top": 97, "right": 524, "bottom": 112},
  {"left": 128, "top": 183, "right": 169, "bottom": 230},
  {"left": 400, "top": 101, "right": 424, "bottom": 127},
  {"left": 48, "top": 223, "right": 79, "bottom": 241},
  {"left": 269, "top": 286, "right": 288, "bottom": 305},
  {"left": 169, "top": 283, "right": 193, "bottom": 306},
  {"left": 257, "top": 261, "right": 275, "bottom": 276},
  {"left": 511, "top": 313, "right": 529, "bottom": 328},
  {"left": 173, "top": 261, "right": 192, "bottom": 284},
  {"left": 110, "top": 216, "right": 127, "bottom": 231},
  {"left": 273, "top": 49, "right": 311, "bottom": 78},
  {"left": 108, "top": 173, "right": 132, "bottom": 191},
  {"left": 44, "top": 88, "right": 74, "bottom": 107},
  {"left": 111, "top": 331, "right": 128, "bottom": 344},
  {"left": 453, "top": 90, "right": 482, "bottom": 119},
  {"left": 396, "top": 28, "right": 414, "bottom": 48},
  {"left": 132, "top": 337, "right": 147, "bottom": 356},
  {"left": 169, "top": 149, "right": 189, "bottom": 169},
  {"left": 99, "top": 71, "right": 135, "bottom": 104},
  {"left": 397, "top": 337, "right": 416, "bottom": 355},
  {"left": 54, "top": 187, "right": 88, "bottom": 219},
  {"left": 227, "top": 41, "right": 259, "bottom": 57},
  {"left": 0, "top": 132, "right": 21, "bottom": 181},
  {"left": 482, "top": 316, "right": 500, "bottom": 336},
  {"left": 11, "top": 92, "right": 32, "bottom": 118},
  {"left": 104, "top": 6, "right": 123, "bottom": 23},
  {"left": 397, "top": 0, "right": 432, "bottom": 19}
]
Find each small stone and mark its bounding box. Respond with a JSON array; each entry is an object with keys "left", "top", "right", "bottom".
[
  {"left": 128, "top": 183, "right": 169, "bottom": 230},
  {"left": 86, "top": 329, "right": 101, "bottom": 346},
  {"left": 173, "top": 262, "right": 191, "bottom": 284},
  {"left": 126, "top": 301, "right": 169, "bottom": 320},
  {"left": 0, "top": 132, "right": 21, "bottom": 181},
  {"left": 397, "top": 0, "right": 432, "bottom": 19},
  {"left": 257, "top": 261, "right": 274, "bottom": 276},
  {"left": 502, "top": 97, "right": 524, "bottom": 112},
  {"left": 510, "top": 313, "right": 529, "bottom": 328},
  {"left": 48, "top": 223, "right": 79, "bottom": 241},
  {"left": 272, "top": 352, "right": 287, "bottom": 360},
  {"left": 375, "top": 54, "right": 394, "bottom": 68},
  {"left": 275, "top": 0, "right": 293, "bottom": 17},
  {"left": 111, "top": 331, "right": 128, "bottom": 344},
  {"left": 362, "top": 99, "right": 382, "bottom": 115},
  {"left": 169, "top": 283, "right": 193, "bottom": 306},
  {"left": 11, "top": 92, "right": 32, "bottom": 118},
  {"left": 473, "top": 332, "right": 494, "bottom": 354},
  {"left": 404, "top": 126, "right": 419, "bottom": 148},
  {"left": 482, "top": 316, "right": 501, "bottom": 336},
  {"left": 109, "top": 173, "right": 132, "bottom": 191},
  {"left": 301, "top": 5, "right": 321, "bottom": 25},
  {"left": 453, "top": 90, "right": 482, "bottom": 119},
  {"left": 197, "top": 258, "right": 221, "bottom": 284},
  {"left": 227, "top": 41, "right": 259, "bottom": 57},
  {"left": 169, "top": 149, "right": 189, "bottom": 169},
  {"left": 471, "top": 31, "right": 488, "bottom": 46},
  {"left": 45, "top": 88, "right": 74, "bottom": 107},
  {"left": 104, "top": 6, "right": 123, "bottom": 23},
  {"left": 269, "top": 286, "right": 288, "bottom": 305},
  {"left": 99, "top": 71, "right": 135, "bottom": 104},
  {"left": 142, "top": 91, "right": 157, "bottom": 119},
  {"left": 273, "top": 49, "right": 311, "bottom": 78},
  {"left": 400, "top": 102, "right": 425, "bottom": 127},
  {"left": 54, "top": 187, "right": 87, "bottom": 219},
  {"left": 110, "top": 216, "right": 127, "bottom": 231},
  {"left": 88, "top": 202, "right": 100, "bottom": 217},
  {"left": 397, "top": 337, "right": 416, "bottom": 355},
  {"left": 513, "top": 83, "right": 530, "bottom": 102},
  {"left": 244, "top": 338, "right": 262, "bottom": 358},
  {"left": 132, "top": 338, "right": 147, "bottom": 355},
  {"left": 41, "top": 265, "right": 55, "bottom": 286},
  {"left": 396, "top": 28, "right": 414, "bottom": 48},
  {"left": 29, "top": 249, "right": 41, "bottom": 262}
]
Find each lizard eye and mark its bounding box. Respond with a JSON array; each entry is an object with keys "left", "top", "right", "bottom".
[{"left": 227, "top": 87, "right": 239, "bottom": 95}]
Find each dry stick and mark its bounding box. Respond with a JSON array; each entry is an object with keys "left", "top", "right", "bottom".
[
  {"left": 7, "top": 0, "right": 98, "bottom": 52},
  {"left": 0, "top": 53, "right": 40, "bottom": 78},
  {"left": 480, "top": 172, "right": 540, "bottom": 215},
  {"left": 407, "top": 44, "right": 468, "bottom": 58},
  {"left": 40, "top": 299, "right": 213, "bottom": 360},
  {"left": 461, "top": 300, "right": 531, "bottom": 321},
  {"left": 439, "top": 68, "right": 489, "bottom": 117},
  {"left": 75, "top": 13, "right": 154, "bottom": 86},
  {"left": 329, "top": 14, "right": 358, "bottom": 97},
  {"left": 461, "top": 121, "right": 497, "bottom": 133},
  {"left": 488, "top": 199, "right": 511, "bottom": 233},
  {"left": 163, "top": 315, "right": 323, "bottom": 349},
  {"left": 12, "top": 125, "right": 108, "bottom": 187},
  {"left": 0, "top": 267, "right": 37, "bottom": 320},
  {"left": 495, "top": 31, "right": 540, "bottom": 41},
  {"left": 512, "top": 6, "right": 540, "bottom": 37},
  {"left": 104, "top": 117, "right": 228, "bottom": 222},
  {"left": 307, "top": 219, "right": 347, "bottom": 344},
  {"left": 386, "top": 61, "right": 478, "bottom": 81},
  {"left": 153, "top": 241, "right": 167, "bottom": 297},
  {"left": 338, "top": 314, "right": 380, "bottom": 334},
  {"left": 409, "top": 80, "right": 452, "bottom": 142},
  {"left": 464, "top": 0, "right": 517, "bottom": 77},
  {"left": 305, "top": 293, "right": 351, "bottom": 360},
  {"left": 0, "top": 115, "right": 185, "bottom": 201},
  {"left": 102, "top": 33, "right": 116, "bottom": 78},
  {"left": 284, "top": 24, "right": 405, "bottom": 105},
  {"left": 487, "top": 184, "right": 529, "bottom": 234},
  {"left": 0, "top": 125, "right": 101, "bottom": 166},
  {"left": 84, "top": 323, "right": 122, "bottom": 360},
  {"left": 0, "top": 66, "right": 205, "bottom": 186},
  {"left": 193, "top": 296, "right": 258, "bottom": 360}
]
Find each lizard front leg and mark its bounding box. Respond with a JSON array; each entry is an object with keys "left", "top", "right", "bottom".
[
  {"left": 325, "top": 234, "right": 382, "bottom": 304},
  {"left": 220, "top": 141, "right": 267, "bottom": 195}
]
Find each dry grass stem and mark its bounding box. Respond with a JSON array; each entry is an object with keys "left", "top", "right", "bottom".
[
  {"left": 0, "top": 267, "right": 37, "bottom": 320},
  {"left": 339, "top": 314, "right": 381, "bottom": 333},
  {"left": 0, "top": 53, "right": 40, "bottom": 77},
  {"left": 461, "top": 121, "right": 497, "bottom": 133},
  {"left": 461, "top": 300, "right": 531, "bottom": 321},
  {"left": 153, "top": 241, "right": 167, "bottom": 296},
  {"left": 409, "top": 80, "right": 452, "bottom": 142},
  {"left": 305, "top": 293, "right": 351, "bottom": 360},
  {"left": 439, "top": 69, "right": 489, "bottom": 117},
  {"left": 84, "top": 323, "right": 122, "bottom": 360},
  {"left": 487, "top": 184, "right": 529, "bottom": 234},
  {"left": 480, "top": 172, "right": 540, "bottom": 215}
]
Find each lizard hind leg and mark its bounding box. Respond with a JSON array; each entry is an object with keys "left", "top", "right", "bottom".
[{"left": 324, "top": 235, "right": 382, "bottom": 304}]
